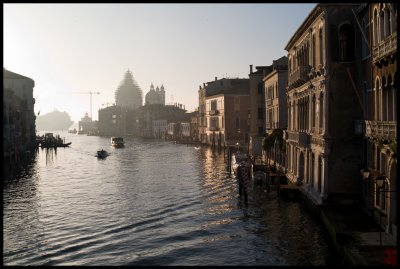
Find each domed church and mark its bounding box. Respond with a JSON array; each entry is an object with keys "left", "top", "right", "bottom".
[
  {"left": 145, "top": 83, "right": 165, "bottom": 105},
  {"left": 115, "top": 70, "right": 143, "bottom": 110}
]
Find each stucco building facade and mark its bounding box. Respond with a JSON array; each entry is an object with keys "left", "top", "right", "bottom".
[
  {"left": 357, "top": 3, "right": 397, "bottom": 238},
  {"left": 199, "top": 77, "right": 250, "bottom": 148},
  {"left": 284, "top": 4, "right": 364, "bottom": 205},
  {"left": 248, "top": 65, "right": 272, "bottom": 156}
]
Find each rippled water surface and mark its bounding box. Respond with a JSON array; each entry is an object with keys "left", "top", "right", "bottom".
[{"left": 3, "top": 132, "right": 337, "bottom": 265}]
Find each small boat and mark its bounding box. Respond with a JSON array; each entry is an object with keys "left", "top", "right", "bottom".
[
  {"left": 111, "top": 137, "right": 125, "bottom": 148},
  {"left": 96, "top": 149, "right": 108, "bottom": 159},
  {"left": 38, "top": 133, "right": 71, "bottom": 148},
  {"left": 58, "top": 142, "right": 72, "bottom": 147}
]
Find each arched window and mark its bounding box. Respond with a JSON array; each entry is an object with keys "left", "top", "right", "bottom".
[
  {"left": 318, "top": 156, "right": 322, "bottom": 193},
  {"left": 319, "top": 28, "right": 324, "bottom": 66},
  {"left": 373, "top": 9, "right": 378, "bottom": 46},
  {"left": 386, "top": 6, "right": 391, "bottom": 36},
  {"left": 339, "top": 24, "right": 355, "bottom": 61},
  {"left": 319, "top": 93, "right": 324, "bottom": 132},
  {"left": 311, "top": 153, "right": 315, "bottom": 186},
  {"left": 382, "top": 76, "right": 388, "bottom": 121},
  {"left": 380, "top": 8, "right": 385, "bottom": 41},
  {"left": 312, "top": 34, "right": 316, "bottom": 67},
  {"left": 312, "top": 95, "right": 316, "bottom": 128},
  {"left": 387, "top": 75, "right": 393, "bottom": 121},
  {"left": 375, "top": 77, "right": 380, "bottom": 120}
]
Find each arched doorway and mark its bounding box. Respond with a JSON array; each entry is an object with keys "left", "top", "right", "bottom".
[
  {"left": 299, "top": 151, "right": 305, "bottom": 183},
  {"left": 388, "top": 160, "right": 397, "bottom": 233}
]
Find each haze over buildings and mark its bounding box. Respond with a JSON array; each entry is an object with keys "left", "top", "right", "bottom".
[{"left": 4, "top": 3, "right": 316, "bottom": 122}]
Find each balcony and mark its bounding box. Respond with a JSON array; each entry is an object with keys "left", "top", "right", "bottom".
[
  {"left": 311, "top": 135, "right": 325, "bottom": 147},
  {"left": 298, "top": 132, "right": 310, "bottom": 148},
  {"left": 372, "top": 32, "right": 397, "bottom": 64},
  {"left": 209, "top": 126, "right": 220, "bottom": 131},
  {"left": 286, "top": 130, "right": 310, "bottom": 148},
  {"left": 288, "top": 65, "right": 311, "bottom": 89},
  {"left": 209, "top": 109, "right": 219, "bottom": 115},
  {"left": 365, "top": 120, "right": 397, "bottom": 140}
]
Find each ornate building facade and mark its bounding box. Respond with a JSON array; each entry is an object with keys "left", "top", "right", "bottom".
[
  {"left": 284, "top": 4, "right": 364, "bottom": 205},
  {"left": 357, "top": 3, "right": 397, "bottom": 238}
]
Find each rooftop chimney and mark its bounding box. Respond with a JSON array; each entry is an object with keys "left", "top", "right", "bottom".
[
  {"left": 215, "top": 76, "right": 218, "bottom": 81},
  {"left": 250, "top": 65, "right": 253, "bottom": 74}
]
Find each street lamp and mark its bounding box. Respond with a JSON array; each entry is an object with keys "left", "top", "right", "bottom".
[
  {"left": 375, "top": 176, "right": 387, "bottom": 188},
  {"left": 360, "top": 168, "right": 370, "bottom": 180}
]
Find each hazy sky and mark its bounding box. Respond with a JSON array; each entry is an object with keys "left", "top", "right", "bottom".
[{"left": 4, "top": 3, "right": 316, "bottom": 123}]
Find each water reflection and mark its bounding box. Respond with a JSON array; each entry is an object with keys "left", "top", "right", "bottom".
[
  {"left": 44, "top": 147, "right": 57, "bottom": 166},
  {"left": 3, "top": 135, "right": 336, "bottom": 266}
]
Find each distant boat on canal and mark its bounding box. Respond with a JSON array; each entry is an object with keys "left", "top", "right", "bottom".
[
  {"left": 111, "top": 137, "right": 125, "bottom": 148},
  {"left": 68, "top": 128, "right": 77, "bottom": 134},
  {"left": 96, "top": 149, "right": 109, "bottom": 159},
  {"left": 37, "top": 132, "right": 72, "bottom": 148}
]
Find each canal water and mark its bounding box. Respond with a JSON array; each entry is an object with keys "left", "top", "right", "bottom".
[{"left": 3, "top": 132, "right": 338, "bottom": 266}]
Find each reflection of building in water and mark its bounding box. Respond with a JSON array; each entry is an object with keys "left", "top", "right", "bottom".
[{"left": 45, "top": 147, "right": 57, "bottom": 166}]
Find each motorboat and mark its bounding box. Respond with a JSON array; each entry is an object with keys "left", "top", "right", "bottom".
[
  {"left": 96, "top": 149, "right": 108, "bottom": 159},
  {"left": 111, "top": 137, "right": 125, "bottom": 148}
]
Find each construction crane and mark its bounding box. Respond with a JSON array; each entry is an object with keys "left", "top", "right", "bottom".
[{"left": 75, "top": 91, "right": 100, "bottom": 119}]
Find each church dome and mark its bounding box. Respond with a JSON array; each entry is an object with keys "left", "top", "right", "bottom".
[{"left": 115, "top": 70, "right": 143, "bottom": 109}]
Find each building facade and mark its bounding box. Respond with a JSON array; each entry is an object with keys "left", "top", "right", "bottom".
[
  {"left": 136, "top": 103, "right": 189, "bottom": 138},
  {"left": 263, "top": 56, "right": 288, "bottom": 169},
  {"left": 3, "top": 68, "right": 36, "bottom": 177},
  {"left": 145, "top": 83, "right": 166, "bottom": 105},
  {"left": 3, "top": 68, "right": 36, "bottom": 152},
  {"left": 284, "top": 4, "right": 364, "bottom": 205},
  {"left": 199, "top": 77, "right": 250, "bottom": 148},
  {"left": 98, "top": 105, "right": 138, "bottom": 137},
  {"left": 264, "top": 56, "right": 288, "bottom": 134},
  {"left": 358, "top": 3, "right": 397, "bottom": 238},
  {"left": 248, "top": 65, "right": 273, "bottom": 157}
]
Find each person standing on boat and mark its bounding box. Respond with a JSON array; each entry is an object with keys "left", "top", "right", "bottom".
[
  {"left": 237, "top": 161, "right": 246, "bottom": 197},
  {"left": 237, "top": 160, "right": 251, "bottom": 205}
]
